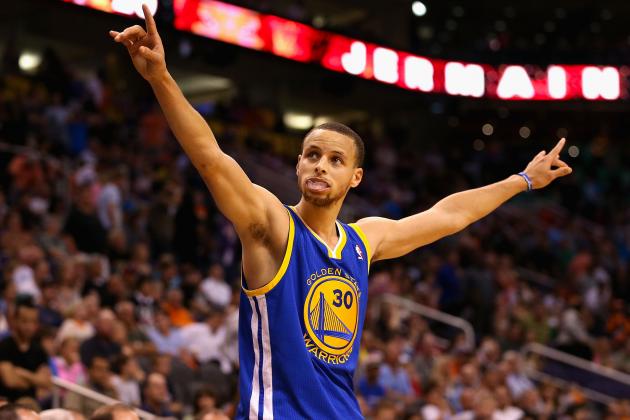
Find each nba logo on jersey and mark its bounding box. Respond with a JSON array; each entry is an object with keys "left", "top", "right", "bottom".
[{"left": 355, "top": 244, "right": 363, "bottom": 260}]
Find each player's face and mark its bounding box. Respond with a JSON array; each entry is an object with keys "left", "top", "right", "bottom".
[{"left": 297, "top": 130, "right": 363, "bottom": 207}]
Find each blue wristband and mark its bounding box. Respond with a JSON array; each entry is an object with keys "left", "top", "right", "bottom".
[{"left": 518, "top": 172, "right": 533, "bottom": 192}]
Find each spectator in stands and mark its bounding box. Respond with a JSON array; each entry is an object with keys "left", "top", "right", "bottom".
[
  {"left": 0, "top": 282, "right": 15, "bottom": 337},
  {"left": 612, "top": 340, "right": 630, "bottom": 373},
  {"left": 357, "top": 362, "right": 386, "bottom": 409},
  {"left": 37, "top": 214, "right": 69, "bottom": 261},
  {"left": 193, "top": 388, "right": 221, "bottom": 417},
  {"left": 0, "top": 299, "right": 52, "bottom": 402},
  {"left": 493, "top": 385, "right": 523, "bottom": 420},
  {"left": 0, "top": 403, "right": 40, "bottom": 420},
  {"left": 517, "top": 388, "right": 549, "bottom": 418},
  {"left": 97, "top": 168, "right": 126, "bottom": 232},
  {"left": 196, "top": 409, "right": 230, "bottom": 420},
  {"left": 140, "top": 373, "right": 174, "bottom": 417},
  {"left": 371, "top": 400, "right": 398, "bottom": 420},
  {"left": 40, "top": 408, "right": 85, "bottom": 420},
  {"left": 37, "top": 282, "right": 63, "bottom": 329},
  {"left": 65, "top": 356, "right": 117, "bottom": 416},
  {"left": 606, "top": 400, "right": 630, "bottom": 420},
  {"left": 89, "top": 404, "right": 139, "bottom": 420},
  {"left": 110, "top": 355, "right": 143, "bottom": 406},
  {"left": 556, "top": 296, "right": 593, "bottom": 360},
  {"left": 113, "top": 302, "right": 152, "bottom": 357},
  {"left": 378, "top": 339, "right": 415, "bottom": 402},
  {"left": 127, "top": 243, "right": 151, "bottom": 279},
  {"left": 144, "top": 311, "right": 184, "bottom": 357},
  {"left": 503, "top": 352, "right": 534, "bottom": 400},
  {"left": 414, "top": 332, "right": 441, "bottom": 388},
  {"left": 181, "top": 309, "right": 229, "bottom": 373},
  {"left": 130, "top": 278, "right": 158, "bottom": 327},
  {"left": 55, "top": 261, "right": 83, "bottom": 313},
  {"left": 64, "top": 186, "right": 107, "bottom": 254},
  {"left": 52, "top": 337, "right": 86, "bottom": 386},
  {"left": 607, "top": 299, "right": 630, "bottom": 350},
  {"left": 79, "top": 310, "right": 121, "bottom": 367},
  {"left": 162, "top": 288, "right": 194, "bottom": 328},
  {"left": 147, "top": 184, "right": 180, "bottom": 256},
  {"left": 199, "top": 264, "right": 231, "bottom": 309},
  {"left": 57, "top": 304, "right": 95, "bottom": 345},
  {"left": 446, "top": 363, "right": 480, "bottom": 413},
  {"left": 419, "top": 381, "right": 452, "bottom": 420},
  {"left": 11, "top": 246, "right": 45, "bottom": 303}
]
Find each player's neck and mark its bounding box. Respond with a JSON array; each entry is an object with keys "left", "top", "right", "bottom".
[{"left": 293, "top": 199, "right": 341, "bottom": 242}]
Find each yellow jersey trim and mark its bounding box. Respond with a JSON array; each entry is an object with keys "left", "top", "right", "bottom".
[
  {"left": 242, "top": 208, "right": 295, "bottom": 296},
  {"left": 348, "top": 223, "right": 372, "bottom": 271},
  {"left": 288, "top": 207, "right": 347, "bottom": 259}
]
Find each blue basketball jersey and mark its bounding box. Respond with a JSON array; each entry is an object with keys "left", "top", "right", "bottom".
[{"left": 237, "top": 206, "right": 371, "bottom": 419}]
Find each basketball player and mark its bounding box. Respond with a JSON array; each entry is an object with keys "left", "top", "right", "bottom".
[{"left": 110, "top": 6, "right": 572, "bottom": 418}]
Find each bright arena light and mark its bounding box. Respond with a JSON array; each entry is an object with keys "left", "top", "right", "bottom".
[
  {"left": 18, "top": 51, "right": 42, "bottom": 73},
  {"left": 519, "top": 126, "right": 531, "bottom": 139},
  {"left": 412, "top": 1, "right": 427, "bottom": 17},
  {"left": 482, "top": 123, "right": 494, "bottom": 136},
  {"left": 314, "top": 116, "right": 333, "bottom": 126},
  {"left": 284, "top": 112, "right": 314, "bottom": 130},
  {"left": 568, "top": 145, "right": 580, "bottom": 158}
]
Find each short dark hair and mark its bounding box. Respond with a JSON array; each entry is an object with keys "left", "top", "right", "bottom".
[
  {"left": 13, "top": 296, "right": 37, "bottom": 318},
  {"left": 0, "top": 404, "right": 31, "bottom": 420},
  {"left": 89, "top": 355, "right": 110, "bottom": 369},
  {"left": 194, "top": 387, "right": 219, "bottom": 413},
  {"left": 304, "top": 122, "right": 365, "bottom": 167}
]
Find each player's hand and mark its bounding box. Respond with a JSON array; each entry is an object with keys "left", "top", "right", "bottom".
[
  {"left": 109, "top": 4, "right": 166, "bottom": 83},
  {"left": 522, "top": 138, "right": 573, "bottom": 190}
]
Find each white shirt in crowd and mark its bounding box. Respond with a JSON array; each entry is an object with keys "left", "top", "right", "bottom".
[
  {"left": 111, "top": 375, "right": 141, "bottom": 406},
  {"left": 13, "top": 265, "right": 41, "bottom": 302},
  {"left": 200, "top": 276, "right": 231, "bottom": 308},
  {"left": 180, "top": 322, "right": 230, "bottom": 373},
  {"left": 97, "top": 182, "right": 123, "bottom": 230},
  {"left": 493, "top": 406, "right": 524, "bottom": 420},
  {"left": 57, "top": 319, "right": 95, "bottom": 344}
]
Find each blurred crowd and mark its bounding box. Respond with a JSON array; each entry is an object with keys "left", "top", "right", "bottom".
[
  {"left": 0, "top": 41, "right": 629, "bottom": 420},
  {"left": 0, "top": 402, "right": 227, "bottom": 420}
]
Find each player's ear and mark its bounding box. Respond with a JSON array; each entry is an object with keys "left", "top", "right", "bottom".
[
  {"left": 350, "top": 168, "right": 363, "bottom": 188},
  {"left": 296, "top": 154, "right": 301, "bottom": 175}
]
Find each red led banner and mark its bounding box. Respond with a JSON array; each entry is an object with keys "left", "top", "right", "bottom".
[
  {"left": 65, "top": 0, "right": 628, "bottom": 101},
  {"left": 172, "top": 0, "right": 625, "bottom": 101}
]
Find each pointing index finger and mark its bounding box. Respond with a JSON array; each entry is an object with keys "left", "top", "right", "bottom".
[
  {"left": 142, "top": 4, "right": 158, "bottom": 35},
  {"left": 550, "top": 137, "right": 566, "bottom": 156}
]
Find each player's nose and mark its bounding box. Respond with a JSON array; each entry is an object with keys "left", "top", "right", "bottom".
[{"left": 314, "top": 160, "right": 328, "bottom": 174}]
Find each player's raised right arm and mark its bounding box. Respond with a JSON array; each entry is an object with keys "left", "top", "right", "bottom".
[{"left": 110, "top": 5, "right": 285, "bottom": 240}]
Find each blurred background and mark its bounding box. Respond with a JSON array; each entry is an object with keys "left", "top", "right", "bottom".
[{"left": 0, "top": 0, "right": 629, "bottom": 419}]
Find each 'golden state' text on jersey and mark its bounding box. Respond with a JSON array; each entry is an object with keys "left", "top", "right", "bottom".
[{"left": 237, "top": 206, "right": 371, "bottom": 419}]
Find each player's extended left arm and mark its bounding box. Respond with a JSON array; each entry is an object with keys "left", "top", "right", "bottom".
[{"left": 358, "top": 138, "right": 572, "bottom": 262}]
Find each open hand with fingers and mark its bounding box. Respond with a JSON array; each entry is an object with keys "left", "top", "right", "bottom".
[
  {"left": 521, "top": 138, "right": 573, "bottom": 190},
  {"left": 109, "top": 4, "right": 166, "bottom": 83}
]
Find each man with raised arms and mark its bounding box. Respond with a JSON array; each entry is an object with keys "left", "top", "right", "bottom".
[{"left": 110, "top": 6, "right": 571, "bottom": 418}]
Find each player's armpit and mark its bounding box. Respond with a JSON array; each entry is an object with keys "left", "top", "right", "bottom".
[{"left": 355, "top": 208, "right": 468, "bottom": 262}]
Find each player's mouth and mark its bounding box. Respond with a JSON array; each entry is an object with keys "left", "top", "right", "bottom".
[{"left": 306, "top": 177, "right": 331, "bottom": 192}]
